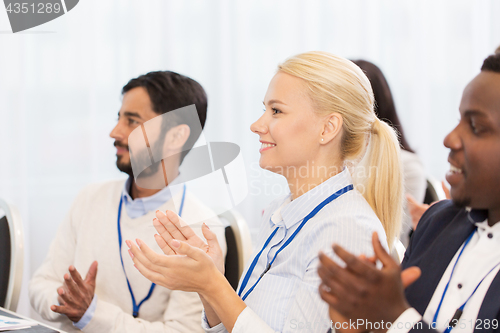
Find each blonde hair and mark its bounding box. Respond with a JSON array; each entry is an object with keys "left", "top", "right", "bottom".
[{"left": 278, "top": 51, "right": 403, "bottom": 248}]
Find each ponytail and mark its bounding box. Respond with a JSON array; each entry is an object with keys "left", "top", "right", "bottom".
[{"left": 353, "top": 118, "right": 403, "bottom": 248}]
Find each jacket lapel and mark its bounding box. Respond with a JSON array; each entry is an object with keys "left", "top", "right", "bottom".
[
  {"left": 475, "top": 271, "right": 500, "bottom": 333},
  {"left": 406, "top": 211, "right": 476, "bottom": 314}
]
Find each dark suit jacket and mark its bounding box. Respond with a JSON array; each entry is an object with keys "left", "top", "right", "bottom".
[{"left": 402, "top": 200, "right": 500, "bottom": 333}]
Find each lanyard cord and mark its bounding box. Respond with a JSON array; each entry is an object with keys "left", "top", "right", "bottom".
[
  {"left": 237, "top": 184, "right": 353, "bottom": 301},
  {"left": 118, "top": 183, "right": 186, "bottom": 318},
  {"left": 432, "top": 228, "right": 500, "bottom": 332}
]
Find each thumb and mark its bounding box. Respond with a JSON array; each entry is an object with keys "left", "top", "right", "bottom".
[
  {"left": 401, "top": 266, "right": 421, "bottom": 288},
  {"left": 85, "top": 261, "right": 98, "bottom": 286},
  {"left": 406, "top": 194, "right": 418, "bottom": 206},
  {"left": 171, "top": 240, "right": 205, "bottom": 261},
  {"left": 202, "top": 223, "right": 221, "bottom": 250}
]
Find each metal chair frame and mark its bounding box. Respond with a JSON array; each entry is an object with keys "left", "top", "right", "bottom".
[{"left": 0, "top": 199, "right": 24, "bottom": 311}]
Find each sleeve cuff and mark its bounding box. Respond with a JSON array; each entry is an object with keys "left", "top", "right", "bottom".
[
  {"left": 232, "top": 307, "right": 276, "bottom": 333},
  {"left": 73, "top": 295, "right": 98, "bottom": 330},
  {"left": 201, "top": 309, "right": 228, "bottom": 333},
  {"left": 387, "top": 308, "right": 423, "bottom": 333}
]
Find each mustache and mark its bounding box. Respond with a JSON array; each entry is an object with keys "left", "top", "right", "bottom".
[{"left": 114, "top": 141, "right": 129, "bottom": 150}]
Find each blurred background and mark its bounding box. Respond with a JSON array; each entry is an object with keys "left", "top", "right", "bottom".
[{"left": 0, "top": 0, "right": 499, "bottom": 319}]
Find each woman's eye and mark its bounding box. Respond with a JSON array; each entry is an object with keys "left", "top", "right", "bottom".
[{"left": 272, "top": 108, "right": 281, "bottom": 115}]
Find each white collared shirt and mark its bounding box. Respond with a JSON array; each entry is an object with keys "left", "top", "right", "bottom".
[
  {"left": 203, "top": 169, "right": 387, "bottom": 333},
  {"left": 390, "top": 219, "right": 500, "bottom": 333}
]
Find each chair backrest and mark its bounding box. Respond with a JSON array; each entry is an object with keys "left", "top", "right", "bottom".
[
  {"left": 423, "top": 177, "right": 447, "bottom": 205},
  {"left": 218, "top": 209, "right": 252, "bottom": 291},
  {"left": 0, "top": 199, "right": 24, "bottom": 311}
]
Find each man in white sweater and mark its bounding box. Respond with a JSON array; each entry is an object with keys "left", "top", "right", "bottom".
[{"left": 29, "top": 71, "right": 226, "bottom": 333}]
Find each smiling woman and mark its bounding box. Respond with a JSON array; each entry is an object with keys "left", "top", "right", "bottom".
[{"left": 127, "top": 51, "right": 404, "bottom": 333}]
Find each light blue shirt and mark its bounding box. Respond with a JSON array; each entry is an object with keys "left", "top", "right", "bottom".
[
  {"left": 202, "top": 169, "right": 388, "bottom": 333},
  {"left": 74, "top": 177, "right": 175, "bottom": 329},
  {"left": 120, "top": 177, "right": 175, "bottom": 218}
]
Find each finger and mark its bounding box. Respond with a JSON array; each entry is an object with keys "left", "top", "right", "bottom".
[
  {"left": 58, "top": 285, "right": 76, "bottom": 306},
  {"left": 371, "top": 232, "right": 398, "bottom": 268},
  {"left": 153, "top": 217, "right": 176, "bottom": 245},
  {"left": 318, "top": 283, "right": 340, "bottom": 308},
  {"left": 63, "top": 272, "right": 81, "bottom": 299},
  {"left": 51, "top": 304, "right": 68, "bottom": 314},
  {"left": 69, "top": 266, "right": 86, "bottom": 291},
  {"left": 358, "top": 254, "right": 377, "bottom": 266},
  {"left": 318, "top": 252, "right": 359, "bottom": 292},
  {"left": 131, "top": 248, "right": 170, "bottom": 285},
  {"left": 202, "top": 223, "right": 221, "bottom": 250},
  {"left": 154, "top": 233, "right": 177, "bottom": 255},
  {"left": 442, "top": 181, "right": 451, "bottom": 199},
  {"left": 156, "top": 210, "right": 188, "bottom": 241},
  {"left": 129, "top": 240, "right": 163, "bottom": 270},
  {"left": 401, "top": 266, "right": 421, "bottom": 288},
  {"left": 152, "top": 215, "right": 169, "bottom": 235},
  {"left": 84, "top": 261, "right": 98, "bottom": 288},
  {"left": 170, "top": 239, "right": 207, "bottom": 262},
  {"left": 405, "top": 193, "right": 418, "bottom": 206},
  {"left": 331, "top": 245, "right": 373, "bottom": 275},
  {"left": 317, "top": 264, "right": 351, "bottom": 301}
]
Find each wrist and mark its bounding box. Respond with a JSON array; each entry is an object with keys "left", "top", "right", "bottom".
[
  {"left": 199, "top": 268, "right": 226, "bottom": 299},
  {"left": 383, "top": 302, "right": 411, "bottom": 331}
]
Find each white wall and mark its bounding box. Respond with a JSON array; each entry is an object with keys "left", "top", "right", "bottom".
[{"left": 0, "top": 0, "right": 499, "bottom": 319}]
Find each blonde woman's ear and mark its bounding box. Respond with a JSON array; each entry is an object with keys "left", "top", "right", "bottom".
[{"left": 321, "top": 113, "right": 343, "bottom": 143}]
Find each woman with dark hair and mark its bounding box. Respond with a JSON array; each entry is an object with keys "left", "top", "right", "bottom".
[{"left": 353, "top": 60, "right": 426, "bottom": 247}]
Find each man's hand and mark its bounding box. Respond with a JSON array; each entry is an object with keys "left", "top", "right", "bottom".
[
  {"left": 51, "top": 261, "right": 98, "bottom": 323},
  {"left": 407, "top": 180, "right": 451, "bottom": 230},
  {"left": 406, "top": 194, "right": 430, "bottom": 230},
  {"left": 318, "top": 233, "right": 421, "bottom": 333}
]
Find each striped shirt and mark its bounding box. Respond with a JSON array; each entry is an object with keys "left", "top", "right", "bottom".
[{"left": 203, "top": 169, "right": 388, "bottom": 333}]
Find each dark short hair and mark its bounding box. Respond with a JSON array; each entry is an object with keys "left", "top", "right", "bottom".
[
  {"left": 352, "top": 59, "right": 414, "bottom": 153},
  {"left": 122, "top": 71, "right": 207, "bottom": 164},
  {"left": 481, "top": 53, "right": 500, "bottom": 73}
]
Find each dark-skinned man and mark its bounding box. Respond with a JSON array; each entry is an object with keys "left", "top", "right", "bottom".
[{"left": 319, "top": 52, "right": 500, "bottom": 333}]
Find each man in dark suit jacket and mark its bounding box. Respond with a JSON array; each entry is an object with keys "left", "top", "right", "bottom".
[{"left": 318, "top": 52, "right": 500, "bottom": 333}]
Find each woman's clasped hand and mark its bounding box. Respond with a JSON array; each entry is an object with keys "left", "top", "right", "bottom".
[{"left": 126, "top": 209, "right": 225, "bottom": 293}]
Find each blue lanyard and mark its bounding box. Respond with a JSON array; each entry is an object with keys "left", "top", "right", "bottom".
[
  {"left": 117, "top": 184, "right": 186, "bottom": 318},
  {"left": 237, "top": 184, "right": 353, "bottom": 301},
  {"left": 432, "top": 228, "right": 500, "bottom": 332}
]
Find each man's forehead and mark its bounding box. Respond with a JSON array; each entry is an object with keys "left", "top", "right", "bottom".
[
  {"left": 460, "top": 71, "right": 500, "bottom": 117},
  {"left": 120, "top": 87, "right": 156, "bottom": 118}
]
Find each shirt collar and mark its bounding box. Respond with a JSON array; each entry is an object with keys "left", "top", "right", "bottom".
[
  {"left": 275, "top": 169, "right": 353, "bottom": 229},
  {"left": 466, "top": 207, "right": 489, "bottom": 225},
  {"left": 121, "top": 177, "right": 179, "bottom": 219}
]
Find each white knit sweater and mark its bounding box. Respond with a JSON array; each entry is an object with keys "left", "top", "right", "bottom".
[{"left": 29, "top": 180, "right": 226, "bottom": 333}]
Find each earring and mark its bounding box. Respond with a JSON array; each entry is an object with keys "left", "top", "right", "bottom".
[{"left": 321, "top": 138, "right": 324, "bottom": 142}]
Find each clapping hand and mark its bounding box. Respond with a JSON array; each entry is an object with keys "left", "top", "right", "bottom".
[
  {"left": 318, "top": 233, "right": 421, "bottom": 333},
  {"left": 153, "top": 210, "right": 224, "bottom": 274},
  {"left": 51, "top": 261, "right": 98, "bottom": 323},
  {"left": 127, "top": 238, "right": 221, "bottom": 295}
]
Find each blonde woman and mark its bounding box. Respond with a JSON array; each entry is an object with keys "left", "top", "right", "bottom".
[{"left": 127, "top": 51, "right": 403, "bottom": 333}]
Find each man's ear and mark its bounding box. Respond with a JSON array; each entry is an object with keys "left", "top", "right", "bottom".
[
  {"left": 320, "top": 113, "right": 343, "bottom": 144},
  {"left": 166, "top": 124, "right": 191, "bottom": 150}
]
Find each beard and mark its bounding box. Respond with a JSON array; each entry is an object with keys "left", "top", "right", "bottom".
[
  {"left": 116, "top": 155, "right": 134, "bottom": 177},
  {"left": 114, "top": 140, "right": 162, "bottom": 183},
  {"left": 114, "top": 141, "right": 134, "bottom": 177}
]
